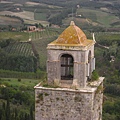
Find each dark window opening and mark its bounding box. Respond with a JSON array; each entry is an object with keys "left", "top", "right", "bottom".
[
  {"left": 61, "top": 54, "right": 73, "bottom": 80},
  {"left": 88, "top": 51, "right": 91, "bottom": 63},
  {"left": 88, "top": 51, "right": 92, "bottom": 81}
]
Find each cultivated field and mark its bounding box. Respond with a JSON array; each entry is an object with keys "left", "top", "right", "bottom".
[
  {"left": 0, "top": 28, "right": 60, "bottom": 69},
  {"left": 0, "top": 0, "right": 65, "bottom": 27},
  {"left": 4, "top": 42, "right": 34, "bottom": 57},
  {"left": 29, "top": 28, "right": 59, "bottom": 40},
  {"left": 0, "top": 10, "right": 49, "bottom": 26},
  {"left": 34, "top": 12, "right": 47, "bottom": 21},
  {"left": 77, "top": 8, "right": 119, "bottom": 27}
]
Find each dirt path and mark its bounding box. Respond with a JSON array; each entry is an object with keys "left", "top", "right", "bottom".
[{"left": 97, "top": 43, "right": 109, "bottom": 49}]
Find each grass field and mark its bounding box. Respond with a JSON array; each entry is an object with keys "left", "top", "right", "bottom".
[
  {"left": 0, "top": 15, "right": 23, "bottom": 26},
  {"left": 0, "top": 32, "right": 29, "bottom": 41},
  {"left": 34, "top": 12, "right": 47, "bottom": 21},
  {"left": 25, "top": 1, "right": 62, "bottom": 9},
  {"left": 0, "top": 78, "right": 40, "bottom": 88},
  {"left": 0, "top": 10, "right": 34, "bottom": 20}
]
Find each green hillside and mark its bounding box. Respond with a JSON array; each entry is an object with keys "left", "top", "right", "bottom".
[
  {"left": 0, "top": 0, "right": 119, "bottom": 29},
  {"left": 77, "top": 8, "right": 119, "bottom": 27},
  {"left": 0, "top": 0, "right": 120, "bottom": 120},
  {"left": 0, "top": 78, "right": 40, "bottom": 120}
]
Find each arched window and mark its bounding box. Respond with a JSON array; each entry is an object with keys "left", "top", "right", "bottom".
[{"left": 60, "top": 54, "right": 74, "bottom": 80}]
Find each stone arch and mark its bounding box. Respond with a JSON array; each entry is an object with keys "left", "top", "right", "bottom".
[{"left": 60, "top": 54, "right": 74, "bottom": 80}]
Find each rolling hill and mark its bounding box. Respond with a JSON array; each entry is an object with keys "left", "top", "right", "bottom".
[{"left": 0, "top": 0, "right": 119, "bottom": 29}]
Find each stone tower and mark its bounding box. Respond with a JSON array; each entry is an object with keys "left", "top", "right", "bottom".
[{"left": 35, "top": 21, "right": 104, "bottom": 120}]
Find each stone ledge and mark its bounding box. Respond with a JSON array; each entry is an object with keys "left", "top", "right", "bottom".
[
  {"left": 88, "top": 77, "right": 104, "bottom": 87},
  {"left": 34, "top": 77, "right": 104, "bottom": 93},
  {"left": 47, "top": 40, "right": 95, "bottom": 51}
]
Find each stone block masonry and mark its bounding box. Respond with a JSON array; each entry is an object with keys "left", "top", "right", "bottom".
[{"left": 35, "top": 77, "right": 104, "bottom": 120}]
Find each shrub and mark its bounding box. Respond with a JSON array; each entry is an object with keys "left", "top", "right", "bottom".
[
  {"left": 91, "top": 70, "right": 99, "bottom": 81},
  {"left": 18, "top": 78, "right": 21, "bottom": 82}
]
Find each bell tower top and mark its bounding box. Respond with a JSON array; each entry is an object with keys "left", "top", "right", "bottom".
[
  {"left": 47, "top": 21, "right": 95, "bottom": 50},
  {"left": 46, "top": 21, "right": 96, "bottom": 87}
]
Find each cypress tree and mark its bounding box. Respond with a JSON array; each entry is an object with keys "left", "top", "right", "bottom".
[{"left": 6, "top": 98, "right": 10, "bottom": 120}]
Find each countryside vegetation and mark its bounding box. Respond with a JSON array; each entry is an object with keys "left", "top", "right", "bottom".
[{"left": 0, "top": 0, "right": 120, "bottom": 120}]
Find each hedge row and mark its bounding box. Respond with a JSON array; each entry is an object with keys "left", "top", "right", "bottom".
[{"left": 0, "top": 69, "right": 46, "bottom": 79}]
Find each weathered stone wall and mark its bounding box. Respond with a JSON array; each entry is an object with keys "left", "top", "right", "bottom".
[
  {"left": 35, "top": 85, "right": 103, "bottom": 120},
  {"left": 92, "top": 83, "right": 103, "bottom": 120}
]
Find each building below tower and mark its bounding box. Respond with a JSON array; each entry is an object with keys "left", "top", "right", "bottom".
[{"left": 35, "top": 77, "right": 104, "bottom": 120}]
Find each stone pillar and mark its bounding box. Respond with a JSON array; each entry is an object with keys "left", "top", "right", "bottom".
[
  {"left": 74, "top": 62, "right": 86, "bottom": 87},
  {"left": 47, "top": 60, "right": 60, "bottom": 84}
]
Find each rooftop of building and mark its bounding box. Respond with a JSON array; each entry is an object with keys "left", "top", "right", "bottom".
[{"left": 48, "top": 21, "right": 95, "bottom": 48}]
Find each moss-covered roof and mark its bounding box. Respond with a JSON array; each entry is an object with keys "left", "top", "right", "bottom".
[{"left": 48, "top": 21, "right": 94, "bottom": 47}]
